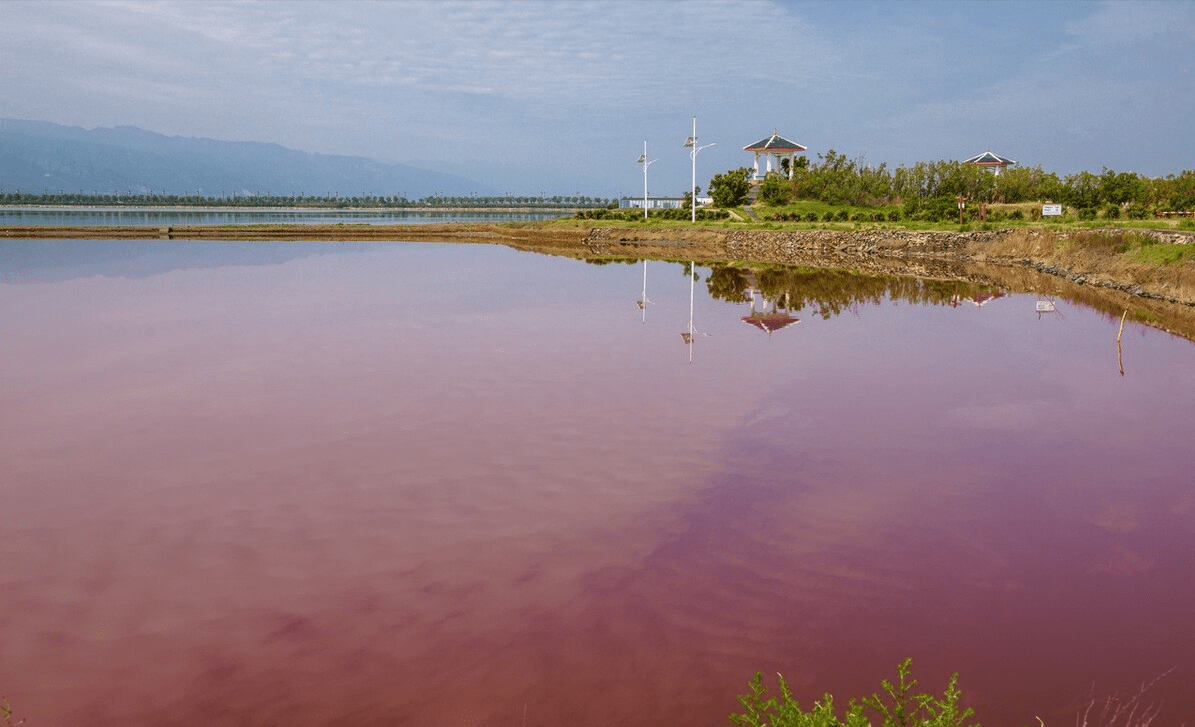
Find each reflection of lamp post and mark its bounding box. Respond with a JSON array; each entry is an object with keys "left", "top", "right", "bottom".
[
  {"left": 681, "top": 261, "right": 697, "bottom": 363},
  {"left": 683, "top": 115, "right": 715, "bottom": 223},
  {"left": 636, "top": 140, "right": 658, "bottom": 221},
  {"left": 637, "top": 260, "right": 651, "bottom": 323}
]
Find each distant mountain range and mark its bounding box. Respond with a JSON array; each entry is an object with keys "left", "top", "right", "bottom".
[{"left": 0, "top": 118, "right": 492, "bottom": 198}]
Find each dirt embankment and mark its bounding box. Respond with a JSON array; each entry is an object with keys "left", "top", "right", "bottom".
[
  {"left": 583, "top": 225, "right": 1195, "bottom": 304},
  {"left": 581, "top": 225, "right": 1195, "bottom": 341}
]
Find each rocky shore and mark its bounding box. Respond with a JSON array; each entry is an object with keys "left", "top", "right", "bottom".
[{"left": 583, "top": 225, "right": 1195, "bottom": 303}]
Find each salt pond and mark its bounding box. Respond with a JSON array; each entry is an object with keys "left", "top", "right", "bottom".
[{"left": 2, "top": 240, "right": 1192, "bottom": 727}]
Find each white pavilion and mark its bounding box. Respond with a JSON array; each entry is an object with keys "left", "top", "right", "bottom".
[
  {"left": 743, "top": 130, "right": 807, "bottom": 180},
  {"left": 963, "top": 150, "right": 1016, "bottom": 175}
]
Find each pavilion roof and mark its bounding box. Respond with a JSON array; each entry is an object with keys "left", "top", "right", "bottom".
[
  {"left": 744, "top": 130, "right": 807, "bottom": 152},
  {"left": 963, "top": 150, "right": 1016, "bottom": 167}
]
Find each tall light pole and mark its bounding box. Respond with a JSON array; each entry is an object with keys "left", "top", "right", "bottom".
[
  {"left": 683, "top": 115, "right": 716, "bottom": 223},
  {"left": 636, "top": 140, "right": 657, "bottom": 221}
]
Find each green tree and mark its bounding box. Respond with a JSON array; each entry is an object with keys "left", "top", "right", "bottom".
[
  {"left": 758, "top": 174, "right": 791, "bottom": 205},
  {"left": 1063, "top": 171, "right": 1100, "bottom": 208},
  {"left": 708, "top": 167, "right": 753, "bottom": 207},
  {"left": 1097, "top": 169, "right": 1146, "bottom": 206}
]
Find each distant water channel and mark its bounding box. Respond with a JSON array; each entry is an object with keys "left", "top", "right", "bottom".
[
  {"left": 0, "top": 206, "right": 571, "bottom": 226},
  {"left": 2, "top": 240, "right": 1193, "bottom": 727}
]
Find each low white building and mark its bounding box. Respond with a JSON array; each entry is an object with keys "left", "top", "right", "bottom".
[{"left": 619, "top": 196, "right": 713, "bottom": 209}]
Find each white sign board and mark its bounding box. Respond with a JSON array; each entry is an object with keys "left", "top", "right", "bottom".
[{"left": 1042, "top": 204, "right": 1063, "bottom": 217}]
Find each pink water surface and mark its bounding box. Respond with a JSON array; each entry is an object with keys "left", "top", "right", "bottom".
[{"left": 2, "top": 242, "right": 1193, "bottom": 727}]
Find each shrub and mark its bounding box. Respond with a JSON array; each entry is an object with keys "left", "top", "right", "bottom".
[
  {"left": 1125, "top": 202, "right": 1150, "bottom": 219},
  {"left": 729, "top": 659, "right": 976, "bottom": 727},
  {"left": 1078, "top": 207, "right": 1097, "bottom": 221},
  {"left": 887, "top": 210, "right": 902, "bottom": 222},
  {"left": 835, "top": 210, "right": 849, "bottom": 222},
  {"left": 709, "top": 167, "right": 754, "bottom": 207},
  {"left": 823, "top": 211, "right": 837, "bottom": 222},
  {"left": 1103, "top": 204, "right": 1121, "bottom": 219},
  {"left": 806, "top": 211, "right": 820, "bottom": 222},
  {"left": 758, "top": 175, "right": 791, "bottom": 206},
  {"left": 1009, "top": 209, "right": 1024, "bottom": 220}
]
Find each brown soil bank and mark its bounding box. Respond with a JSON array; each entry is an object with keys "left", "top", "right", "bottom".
[{"left": 4, "top": 223, "right": 1195, "bottom": 341}]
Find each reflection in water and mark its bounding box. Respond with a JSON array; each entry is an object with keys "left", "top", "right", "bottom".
[
  {"left": 2, "top": 242, "right": 1193, "bottom": 727},
  {"left": 680, "top": 262, "right": 713, "bottom": 363},
  {"left": 1036, "top": 296, "right": 1061, "bottom": 318},
  {"left": 705, "top": 262, "right": 1007, "bottom": 320},
  {"left": 741, "top": 287, "right": 800, "bottom": 337},
  {"left": 636, "top": 260, "right": 651, "bottom": 323}
]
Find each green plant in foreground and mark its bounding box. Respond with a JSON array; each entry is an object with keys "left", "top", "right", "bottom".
[
  {"left": 1, "top": 697, "right": 26, "bottom": 727},
  {"left": 729, "top": 659, "right": 976, "bottom": 727}
]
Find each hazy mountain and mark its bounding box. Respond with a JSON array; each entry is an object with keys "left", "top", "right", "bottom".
[{"left": 0, "top": 119, "right": 493, "bottom": 198}]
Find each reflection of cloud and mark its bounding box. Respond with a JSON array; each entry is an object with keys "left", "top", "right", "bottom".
[
  {"left": 1093, "top": 545, "right": 1153, "bottom": 576},
  {"left": 940, "top": 401, "right": 1045, "bottom": 430},
  {"left": 1088, "top": 501, "right": 1141, "bottom": 534}
]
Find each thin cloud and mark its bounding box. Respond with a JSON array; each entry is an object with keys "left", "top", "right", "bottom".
[{"left": 1, "top": 0, "right": 1191, "bottom": 194}]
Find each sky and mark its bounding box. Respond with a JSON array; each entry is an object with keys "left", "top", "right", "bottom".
[{"left": 2, "top": 0, "right": 1193, "bottom": 197}]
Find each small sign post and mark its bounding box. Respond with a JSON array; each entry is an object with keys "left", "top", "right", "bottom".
[{"left": 1042, "top": 203, "right": 1063, "bottom": 217}]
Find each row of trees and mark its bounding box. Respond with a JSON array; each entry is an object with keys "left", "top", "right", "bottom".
[
  {"left": 0, "top": 190, "right": 612, "bottom": 208},
  {"left": 707, "top": 150, "right": 1195, "bottom": 212}
]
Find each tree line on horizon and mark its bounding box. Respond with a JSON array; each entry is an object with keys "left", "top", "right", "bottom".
[
  {"left": 741, "top": 151, "right": 1195, "bottom": 220},
  {"left": 0, "top": 191, "right": 613, "bottom": 209}
]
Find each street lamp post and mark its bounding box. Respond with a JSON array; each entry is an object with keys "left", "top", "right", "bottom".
[
  {"left": 683, "top": 115, "right": 716, "bottom": 223},
  {"left": 636, "top": 140, "right": 658, "bottom": 221}
]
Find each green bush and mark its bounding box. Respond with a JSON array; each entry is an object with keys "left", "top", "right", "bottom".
[
  {"left": 887, "top": 210, "right": 902, "bottom": 222},
  {"left": 729, "top": 659, "right": 975, "bottom": 727},
  {"left": 759, "top": 175, "right": 791, "bottom": 206},
  {"left": 1103, "top": 204, "right": 1121, "bottom": 219},
  {"left": 1010, "top": 209, "right": 1025, "bottom": 220},
  {"left": 709, "top": 167, "right": 754, "bottom": 207},
  {"left": 1078, "top": 207, "right": 1097, "bottom": 221},
  {"left": 1125, "top": 202, "right": 1150, "bottom": 219}
]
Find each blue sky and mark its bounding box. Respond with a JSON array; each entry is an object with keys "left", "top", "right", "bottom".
[{"left": 2, "top": 0, "right": 1192, "bottom": 196}]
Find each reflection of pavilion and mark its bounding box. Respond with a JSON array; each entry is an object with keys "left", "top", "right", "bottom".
[
  {"left": 966, "top": 292, "right": 1006, "bottom": 307},
  {"left": 741, "top": 288, "right": 800, "bottom": 336},
  {"left": 950, "top": 291, "right": 1007, "bottom": 308}
]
